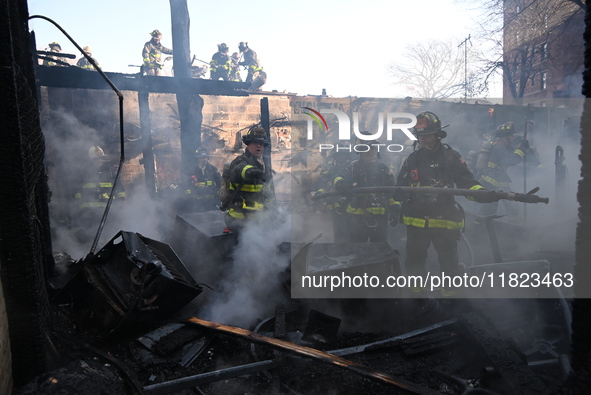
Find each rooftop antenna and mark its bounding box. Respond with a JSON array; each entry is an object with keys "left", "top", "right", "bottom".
[{"left": 458, "top": 34, "right": 472, "bottom": 103}]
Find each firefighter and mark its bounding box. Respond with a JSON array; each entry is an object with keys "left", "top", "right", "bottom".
[
  {"left": 71, "top": 146, "right": 126, "bottom": 243},
  {"left": 333, "top": 133, "right": 400, "bottom": 243},
  {"left": 181, "top": 148, "right": 222, "bottom": 213},
  {"left": 210, "top": 43, "right": 231, "bottom": 81},
  {"left": 76, "top": 46, "right": 101, "bottom": 71},
  {"left": 142, "top": 29, "right": 173, "bottom": 76},
  {"left": 312, "top": 150, "right": 353, "bottom": 242},
  {"left": 42, "top": 42, "right": 65, "bottom": 67},
  {"left": 238, "top": 42, "right": 265, "bottom": 88},
  {"left": 476, "top": 122, "right": 528, "bottom": 217},
  {"left": 222, "top": 126, "right": 274, "bottom": 233},
  {"left": 395, "top": 112, "right": 496, "bottom": 292}
]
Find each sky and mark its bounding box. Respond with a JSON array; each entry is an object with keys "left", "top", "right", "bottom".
[{"left": 27, "top": 0, "right": 493, "bottom": 98}]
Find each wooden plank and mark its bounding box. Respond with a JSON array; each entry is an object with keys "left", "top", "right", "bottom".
[{"left": 187, "top": 317, "right": 441, "bottom": 395}]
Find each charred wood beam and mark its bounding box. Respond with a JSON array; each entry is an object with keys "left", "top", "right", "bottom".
[
  {"left": 144, "top": 318, "right": 457, "bottom": 395},
  {"left": 185, "top": 317, "right": 442, "bottom": 395},
  {"left": 35, "top": 65, "right": 250, "bottom": 95}
]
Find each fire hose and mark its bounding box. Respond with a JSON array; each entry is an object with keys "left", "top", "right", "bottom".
[{"left": 311, "top": 186, "right": 549, "bottom": 205}]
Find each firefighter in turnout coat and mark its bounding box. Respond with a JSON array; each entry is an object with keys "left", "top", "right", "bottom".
[
  {"left": 395, "top": 112, "right": 497, "bottom": 284},
  {"left": 142, "top": 29, "right": 173, "bottom": 76},
  {"left": 333, "top": 133, "right": 400, "bottom": 243},
  {"left": 223, "top": 126, "right": 274, "bottom": 233}
]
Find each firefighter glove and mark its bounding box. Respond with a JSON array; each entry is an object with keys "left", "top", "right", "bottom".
[{"left": 245, "top": 168, "right": 266, "bottom": 182}]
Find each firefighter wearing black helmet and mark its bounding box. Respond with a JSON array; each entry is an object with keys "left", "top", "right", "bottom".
[
  {"left": 238, "top": 42, "right": 263, "bottom": 85},
  {"left": 210, "top": 43, "right": 231, "bottom": 81},
  {"left": 222, "top": 126, "right": 273, "bottom": 232},
  {"left": 395, "top": 112, "right": 496, "bottom": 293},
  {"left": 142, "top": 29, "right": 173, "bottom": 76},
  {"left": 333, "top": 132, "right": 400, "bottom": 242},
  {"left": 476, "top": 122, "right": 529, "bottom": 217}
]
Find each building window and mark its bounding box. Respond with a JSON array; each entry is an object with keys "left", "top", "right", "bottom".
[
  {"left": 541, "top": 72, "right": 547, "bottom": 90},
  {"left": 531, "top": 75, "right": 535, "bottom": 87},
  {"left": 541, "top": 43, "right": 548, "bottom": 59}
]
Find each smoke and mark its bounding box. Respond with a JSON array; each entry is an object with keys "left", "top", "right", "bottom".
[
  {"left": 201, "top": 209, "right": 292, "bottom": 328},
  {"left": 45, "top": 108, "right": 175, "bottom": 260}
]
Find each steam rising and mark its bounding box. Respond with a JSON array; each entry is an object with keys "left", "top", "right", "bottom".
[{"left": 201, "top": 209, "right": 292, "bottom": 328}]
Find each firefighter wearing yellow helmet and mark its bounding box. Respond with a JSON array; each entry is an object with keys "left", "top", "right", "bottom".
[{"left": 142, "top": 29, "right": 173, "bottom": 76}]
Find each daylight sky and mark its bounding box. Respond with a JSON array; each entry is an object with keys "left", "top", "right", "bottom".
[{"left": 27, "top": 0, "right": 492, "bottom": 98}]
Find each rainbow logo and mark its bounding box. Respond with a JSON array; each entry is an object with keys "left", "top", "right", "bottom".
[{"left": 303, "top": 107, "right": 329, "bottom": 132}]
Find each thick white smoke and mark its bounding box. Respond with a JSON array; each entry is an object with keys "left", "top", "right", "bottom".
[{"left": 201, "top": 208, "right": 292, "bottom": 328}]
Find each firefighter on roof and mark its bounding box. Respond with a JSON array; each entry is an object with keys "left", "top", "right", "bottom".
[
  {"left": 76, "top": 46, "right": 101, "bottom": 71},
  {"left": 142, "top": 29, "right": 173, "bottom": 76},
  {"left": 210, "top": 43, "right": 231, "bottom": 81},
  {"left": 395, "top": 112, "right": 497, "bottom": 293}
]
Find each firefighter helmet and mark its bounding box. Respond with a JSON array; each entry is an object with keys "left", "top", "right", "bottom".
[
  {"left": 88, "top": 146, "right": 105, "bottom": 158},
  {"left": 195, "top": 148, "right": 209, "bottom": 158},
  {"left": 238, "top": 42, "right": 248, "bottom": 52},
  {"left": 495, "top": 122, "right": 515, "bottom": 136},
  {"left": 413, "top": 111, "right": 447, "bottom": 139},
  {"left": 82, "top": 46, "right": 92, "bottom": 54},
  {"left": 242, "top": 125, "right": 268, "bottom": 145},
  {"left": 218, "top": 43, "right": 229, "bottom": 52},
  {"left": 150, "top": 29, "right": 162, "bottom": 37},
  {"left": 49, "top": 42, "right": 61, "bottom": 50}
]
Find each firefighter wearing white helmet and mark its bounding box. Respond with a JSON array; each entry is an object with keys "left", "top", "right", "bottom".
[
  {"left": 142, "top": 29, "right": 173, "bottom": 76},
  {"left": 222, "top": 125, "right": 273, "bottom": 233},
  {"left": 76, "top": 46, "right": 101, "bottom": 71},
  {"left": 394, "top": 112, "right": 496, "bottom": 296}
]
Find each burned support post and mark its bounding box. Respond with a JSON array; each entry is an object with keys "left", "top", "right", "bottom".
[
  {"left": 170, "top": 0, "right": 203, "bottom": 181},
  {"left": 138, "top": 89, "right": 156, "bottom": 195},
  {"left": 260, "top": 97, "right": 275, "bottom": 197}
]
